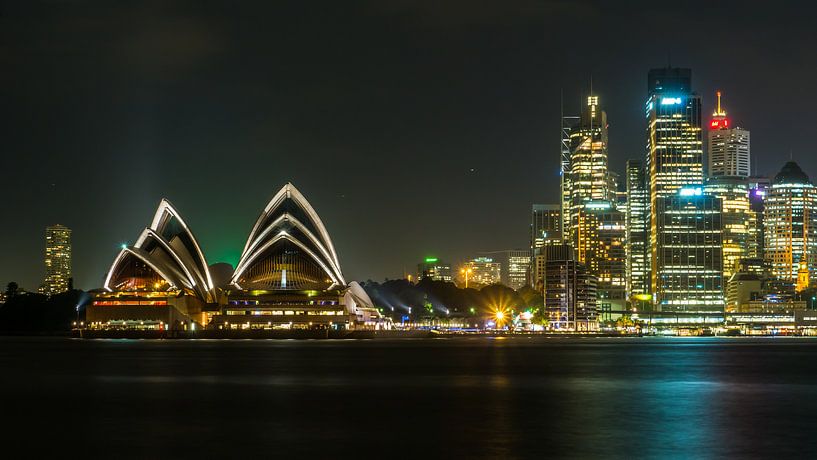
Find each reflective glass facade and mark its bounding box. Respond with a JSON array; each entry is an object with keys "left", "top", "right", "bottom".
[{"left": 654, "top": 192, "right": 724, "bottom": 312}]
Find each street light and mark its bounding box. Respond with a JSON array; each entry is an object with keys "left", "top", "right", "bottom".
[{"left": 460, "top": 267, "right": 473, "bottom": 289}]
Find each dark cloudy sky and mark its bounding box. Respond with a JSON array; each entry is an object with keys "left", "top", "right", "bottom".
[{"left": 2, "top": 0, "right": 816, "bottom": 290}]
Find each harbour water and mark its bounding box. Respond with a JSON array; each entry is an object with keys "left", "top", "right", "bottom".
[{"left": 2, "top": 337, "right": 817, "bottom": 458}]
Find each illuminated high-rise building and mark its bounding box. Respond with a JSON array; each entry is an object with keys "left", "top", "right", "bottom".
[
  {"left": 625, "top": 159, "right": 649, "bottom": 299},
  {"left": 764, "top": 162, "right": 817, "bottom": 286},
  {"left": 568, "top": 95, "right": 611, "bottom": 245},
  {"left": 708, "top": 91, "right": 750, "bottom": 178},
  {"left": 573, "top": 203, "right": 626, "bottom": 311},
  {"left": 654, "top": 188, "right": 724, "bottom": 312},
  {"left": 646, "top": 67, "right": 704, "bottom": 300},
  {"left": 704, "top": 177, "right": 755, "bottom": 281},
  {"left": 42, "top": 224, "right": 72, "bottom": 295}
]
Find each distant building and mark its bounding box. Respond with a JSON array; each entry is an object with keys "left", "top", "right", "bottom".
[
  {"left": 531, "top": 204, "right": 562, "bottom": 249},
  {"left": 654, "top": 188, "right": 724, "bottom": 313},
  {"left": 463, "top": 257, "right": 501, "bottom": 287},
  {"left": 417, "top": 258, "right": 453, "bottom": 282},
  {"left": 42, "top": 224, "right": 72, "bottom": 295},
  {"left": 764, "top": 162, "right": 817, "bottom": 285},
  {"left": 726, "top": 272, "right": 763, "bottom": 313},
  {"left": 543, "top": 258, "right": 598, "bottom": 332},
  {"left": 708, "top": 92, "right": 750, "bottom": 178},
  {"left": 531, "top": 244, "right": 574, "bottom": 291},
  {"left": 477, "top": 250, "right": 530, "bottom": 290},
  {"left": 625, "top": 159, "right": 649, "bottom": 299},
  {"left": 505, "top": 250, "right": 530, "bottom": 290}
]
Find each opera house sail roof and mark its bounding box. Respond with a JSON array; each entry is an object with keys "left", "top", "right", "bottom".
[
  {"left": 230, "top": 183, "right": 346, "bottom": 291},
  {"left": 103, "top": 199, "right": 216, "bottom": 303}
]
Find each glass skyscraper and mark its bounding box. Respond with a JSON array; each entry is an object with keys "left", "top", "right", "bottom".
[
  {"left": 654, "top": 189, "right": 724, "bottom": 312},
  {"left": 645, "top": 67, "right": 704, "bottom": 303}
]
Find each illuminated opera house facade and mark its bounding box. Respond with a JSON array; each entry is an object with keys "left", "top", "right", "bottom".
[{"left": 86, "top": 184, "right": 387, "bottom": 331}]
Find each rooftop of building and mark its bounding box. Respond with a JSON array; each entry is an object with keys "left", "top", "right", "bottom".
[{"left": 774, "top": 161, "right": 812, "bottom": 185}]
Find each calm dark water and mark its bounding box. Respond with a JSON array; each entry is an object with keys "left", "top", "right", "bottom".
[{"left": 2, "top": 337, "right": 817, "bottom": 458}]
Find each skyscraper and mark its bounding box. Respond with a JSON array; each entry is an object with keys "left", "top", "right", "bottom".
[
  {"left": 764, "top": 162, "right": 817, "bottom": 286},
  {"left": 708, "top": 91, "right": 750, "bottom": 178},
  {"left": 646, "top": 67, "right": 704, "bottom": 300},
  {"left": 625, "top": 159, "right": 649, "bottom": 298},
  {"left": 568, "top": 95, "right": 611, "bottom": 245},
  {"left": 42, "top": 224, "right": 72, "bottom": 295},
  {"left": 654, "top": 188, "right": 724, "bottom": 312},
  {"left": 573, "top": 203, "right": 627, "bottom": 311}
]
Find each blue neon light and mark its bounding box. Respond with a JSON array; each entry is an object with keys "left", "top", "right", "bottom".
[{"left": 661, "top": 97, "right": 683, "bottom": 105}]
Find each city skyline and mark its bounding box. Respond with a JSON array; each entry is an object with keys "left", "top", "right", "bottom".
[{"left": 4, "top": 2, "right": 817, "bottom": 291}]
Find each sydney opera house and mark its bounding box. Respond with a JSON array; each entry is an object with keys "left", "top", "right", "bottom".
[{"left": 86, "top": 184, "right": 387, "bottom": 331}]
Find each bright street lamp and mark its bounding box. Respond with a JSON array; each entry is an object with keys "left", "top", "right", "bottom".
[{"left": 460, "top": 267, "right": 473, "bottom": 289}]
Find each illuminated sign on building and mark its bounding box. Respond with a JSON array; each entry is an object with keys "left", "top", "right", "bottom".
[{"left": 661, "top": 97, "right": 683, "bottom": 105}]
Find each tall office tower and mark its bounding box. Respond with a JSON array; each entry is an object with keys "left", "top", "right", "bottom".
[
  {"left": 764, "top": 162, "right": 817, "bottom": 286},
  {"left": 654, "top": 187, "right": 724, "bottom": 312},
  {"left": 625, "top": 159, "right": 649, "bottom": 299},
  {"left": 704, "top": 177, "right": 755, "bottom": 281},
  {"left": 42, "top": 224, "right": 72, "bottom": 295},
  {"left": 463, "top": 257, "right": 502, "bottom": 287},
  {"left": 646, "top": 67, "right": 704, "bottom": 299},
  {"left": 708, "top": 91, "right": 750, "bottom": 178},
  {"left": 573, "top": 203, "right": 627, "bottom": 311},
  {"left": 568, "top": 95, "right": 611, "bottom": 245}
]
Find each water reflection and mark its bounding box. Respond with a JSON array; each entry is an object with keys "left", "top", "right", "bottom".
[{"left": 2, "top": 337, "right": 817, "bottom": 457}]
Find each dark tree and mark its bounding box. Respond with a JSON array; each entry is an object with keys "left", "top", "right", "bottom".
[{"left": 5, "top": 282, "right": 19, "bottom": 298}]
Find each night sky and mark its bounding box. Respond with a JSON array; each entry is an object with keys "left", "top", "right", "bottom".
[{"left": 3, "top": 1, "right": 816, "bottom": 290}]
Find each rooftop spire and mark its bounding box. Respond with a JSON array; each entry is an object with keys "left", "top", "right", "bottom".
[{"left": 713, "top": 91, "right": 726, "bottom": 117}]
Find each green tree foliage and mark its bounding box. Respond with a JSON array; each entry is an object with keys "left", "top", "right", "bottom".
[{"left": 362, "top": 279, "right": 531, "bottom": 321}]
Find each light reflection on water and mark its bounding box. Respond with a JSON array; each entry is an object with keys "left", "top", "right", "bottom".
[{"left": 2, "top": 337, "right": 817, "bottom": 458}]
